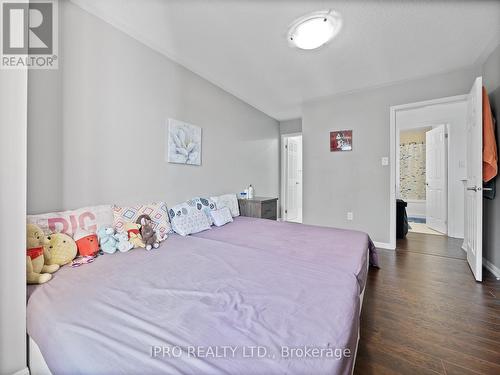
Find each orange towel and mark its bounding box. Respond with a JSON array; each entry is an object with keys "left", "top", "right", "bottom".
[{"left": 483, "top": 86, "right": 498, "bottom": 182}]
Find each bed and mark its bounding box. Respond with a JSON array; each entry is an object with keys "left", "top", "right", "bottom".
[
  {"left": 27, "top": 219, "right": 377, "bottom": 375},
  {"left": 193, "top": 217, "right": 378, "bottom": 294}
]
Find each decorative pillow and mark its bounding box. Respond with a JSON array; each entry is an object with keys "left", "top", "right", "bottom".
[
  {"left": 210, "top": 207, "right": 234, "bottom": 227},
  {"left": 27, "top": 205, "right": 113, "bottom": 237},
  {"left": 168, "top": 203, "right": 211, "bottom": 236},
  {"left": 113, "top": 202, "right": 171, "bottom": 241},
  {"left": 210, "top": 194, "right": 240, "bottom": 217},
  {"left": 186, "top": 197, "right": 217, "bottom": 225}
]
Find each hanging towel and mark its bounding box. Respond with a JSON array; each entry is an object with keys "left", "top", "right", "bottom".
[{"left": 483, "top": 86, "right": 498, "bottom": 182}]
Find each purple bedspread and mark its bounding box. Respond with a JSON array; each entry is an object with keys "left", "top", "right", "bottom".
[
  {"left": 194, "top": 217, "right": 378, "bottom": 293},
  {"left": 28, "top": 233, "right": 362, "bottom": 375}
]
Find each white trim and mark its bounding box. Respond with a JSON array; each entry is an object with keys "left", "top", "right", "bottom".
[
  {"left": 280, "top": 132, "right": 302, "bottom": 221},
  {"left": 389, "top": 105, "right": 396, "bottom": 250},
  {"left": 483, "top": 258, "right": 500, "bottom": 280},
  {"left": 389, "top": 94, "right": 468, "bottom": 247},
  {"left": 373, "top": 241, "right": 395, "bottom": 250},
  {"left": 12, "top": 368, "right": 29, "bottom": 375},
  {"left": 390, "top": 94, "right": 468, "bottom": 113},
  {"left": 29, "top": 336, "right": 52, "bottom": 375}
]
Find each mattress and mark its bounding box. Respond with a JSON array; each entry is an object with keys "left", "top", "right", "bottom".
[
  {"left": 193, "top": 217, "right": 378, "bottom": 294},
  {"left": 28, "top": 233, "right": 362, "bottom": 375}
]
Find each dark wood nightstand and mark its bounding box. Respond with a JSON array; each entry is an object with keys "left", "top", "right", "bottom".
[{"left": 238, "top": 197, "right": 278, "bottom": 220}]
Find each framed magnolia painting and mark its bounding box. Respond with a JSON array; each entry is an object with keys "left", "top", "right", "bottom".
[
  {"left": 166, "top": 118, "right": 202, "bottom": 165},
  {"left": 330, "top": 130, "right": 353, "bottom": 152}
]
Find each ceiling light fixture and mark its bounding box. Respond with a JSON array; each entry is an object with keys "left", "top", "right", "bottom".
[{"left": 287, "top": 10, "right": 342, "bottom": 50}]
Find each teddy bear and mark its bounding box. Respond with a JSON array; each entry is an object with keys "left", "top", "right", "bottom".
[
  {"left": 136, "top": 214, "right": 160, "bottom": 250},
  {"left": 97, "top": 227, "right": 119, "bottom": 254},
  {"left": 114, "top": 232, "right": 134, "bottom": 252},
  {"left": 73, "top": 228, "right": 99, "bottom": 257},
  {"left": 123, "top": 222, "right": 145, "bottom": 249},
  {"left": 45, "top": 232, "right": 78, "bottom": 266},
  {"left": 26, "top": 224, "right": 60, "bottom": 284}
]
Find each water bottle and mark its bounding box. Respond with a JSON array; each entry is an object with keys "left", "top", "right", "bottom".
[{"left": 248, "top": 185, "right": 254, "bottom": 199}]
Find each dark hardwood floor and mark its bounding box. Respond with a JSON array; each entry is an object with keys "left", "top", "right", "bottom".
[{"left": 354, "top": 232, "right": 500, "bottom": 375}]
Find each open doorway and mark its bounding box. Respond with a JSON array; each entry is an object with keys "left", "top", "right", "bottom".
[
  {"left": 391, "top": 95, "right": 469, "bottom": 246},
  {"left": 399, "top": 125, "right": 447, "bottom": 236},
  {"left": 281, "top": 133, "right": 303, "bottom": 223}
]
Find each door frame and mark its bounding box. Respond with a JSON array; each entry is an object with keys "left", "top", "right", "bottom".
[
  {"left": 389, "top": 94, "right": 468, "bottom": 249},
  {"left": 280, "top": 132, "right": 302, "bottom": 221}
]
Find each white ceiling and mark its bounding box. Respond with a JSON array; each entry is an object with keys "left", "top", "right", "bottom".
[{"left": 71, "top": 0, "right": 500, "bottom": 120}]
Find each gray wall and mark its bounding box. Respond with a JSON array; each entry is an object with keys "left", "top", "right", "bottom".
[
  {"left": 27, "top": 0, "right": 279, "bottom": 213},
  {"left": 0, "top": 70, "right": 28, "bottom": 374},
  {"left": 302, "top": 68, "right": 476, "bottom": 244},
  {"left": 28, "top": 69, "right": 63, "bottom": 213},
  {"left": 279, "top": 118, "right": 302, "bottom": 134},
  {"left": 483, "top": 43, "right": 500, "bottom": 271}
]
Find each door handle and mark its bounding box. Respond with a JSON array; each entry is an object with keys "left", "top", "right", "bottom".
[{"left": 467, "top": 186, "right": 481, "bottom": 192}]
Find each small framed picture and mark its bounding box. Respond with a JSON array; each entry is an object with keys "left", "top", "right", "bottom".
[{"left": 330, "top": 130, "right": 353, "bottom": 152}]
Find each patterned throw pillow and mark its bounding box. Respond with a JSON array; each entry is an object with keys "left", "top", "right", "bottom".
[
  {"left": 186, "top": 197, "right": 217, "bottom": 225},
  {"left": 210, "top": 194, "right": 240, "bottom": 217},
  {"left": 210, "top": 207, "right": 234, "bottom": 227},
  {"left": 27, "top": 205, "right": 113, "bottom": 236},
  {"left": 113, "top": 202, "right": 171, "bottom": 241},
  {"left": 168, "top": 202, "right": 211, "bottom": 236}
]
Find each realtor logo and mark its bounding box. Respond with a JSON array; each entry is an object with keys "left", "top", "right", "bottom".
[{"left": 1, "top": 0, "right": 58, "bottom": 69}]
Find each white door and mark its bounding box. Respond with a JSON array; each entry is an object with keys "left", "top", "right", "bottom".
[
  {"left": 286, "top": 137, "right": 300, "bottom": 221},
  {"left": 464, "top": 77, "right": 483, "bottom": 282},
  {"left": 426, "top": 125, "right": 447, "bottom": 234}
]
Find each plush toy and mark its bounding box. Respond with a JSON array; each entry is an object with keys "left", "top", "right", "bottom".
[
  {"left": 136, "top": 214, "right": 160, "bottom": 250},
  {"left": 26, "top": 224, "right": 60, "bottom": 284},
  {"left": 45, "top": 232, "right": 78, "bottom": 266},
  {"left": 97, "top": 227, "right": 119, "bottom": 254},
  {"left": 114, "top": 232, "right": 133, "bottom": 252},
  {"left": 123, "top": 222, "right": 145, "bottom": 249},
  {"left": 73, "top": 228, "right": 99, "bottom": 257}
]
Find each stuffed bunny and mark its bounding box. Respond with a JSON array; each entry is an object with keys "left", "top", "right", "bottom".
[{"left": 136, "top": 214, "right": 160, "bottom": 251}]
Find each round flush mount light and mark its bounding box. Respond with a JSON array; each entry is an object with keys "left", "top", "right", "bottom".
[{"left": 287, "top": 10, "right": 342, "bottom": 50}]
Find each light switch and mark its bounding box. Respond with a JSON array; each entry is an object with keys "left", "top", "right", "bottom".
[
  {"left": 347, "top": 212, "right": 353, "bottom": 221},
  {"left": 381, "top": 157, "right": 389, "bottom": 166}
]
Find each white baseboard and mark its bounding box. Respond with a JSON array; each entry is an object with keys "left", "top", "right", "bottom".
[
  {"left": 483, "top": 258, "right": 500, "bottom": 280},
  {"left": 373, "top": 241, "right": 395, "bottom": 250},
  {"left": 12, "top": 367, "right": 29, "bottom": 375}
]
